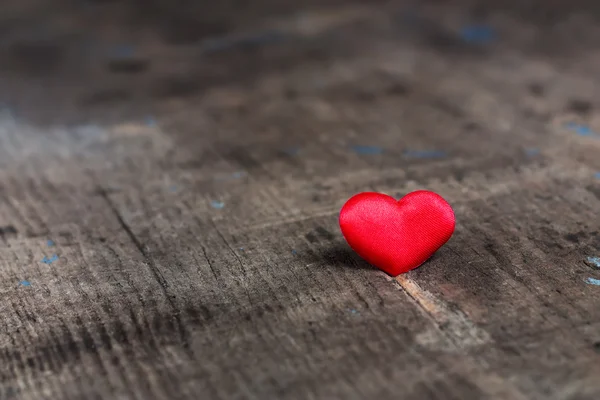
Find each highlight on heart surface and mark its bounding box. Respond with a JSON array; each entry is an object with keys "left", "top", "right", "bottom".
[{"left": 338, "top": 190, "right": 455, "bottom": 276}]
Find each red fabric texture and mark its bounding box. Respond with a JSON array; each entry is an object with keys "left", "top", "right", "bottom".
[{"left": 339, "top": 190, "right": 455, "bottom": 276}]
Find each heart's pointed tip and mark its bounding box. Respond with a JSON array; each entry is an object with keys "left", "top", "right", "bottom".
[
  {"left": 384, "top": 268, "right": 409, "bottom": 277},
  {"left": 385, "top": 255, "right": 432, "bottom": 276}
]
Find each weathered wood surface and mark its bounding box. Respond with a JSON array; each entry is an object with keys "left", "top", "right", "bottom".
[{"left": 1, "top": 0, "right": 600, "bottom": 399}]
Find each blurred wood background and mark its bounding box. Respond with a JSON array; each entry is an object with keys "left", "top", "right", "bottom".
[{"left": 1, "top": 0, "right": 600, "bottom": 399}]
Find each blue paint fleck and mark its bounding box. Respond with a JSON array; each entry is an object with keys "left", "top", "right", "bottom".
[
  {"left": 241, "top": 30, "right": 286, "bottom": 46},
  {"left": 460, "top": 25, "right": 496, "bottom": 44},
  {"left": 145, "top": 116, "right": 157, "bottom": 127},
  {"left": 202, "top": 30, "right": 286, "bottom": 53},
  {"left": 47, "top": 240, "right": 55, "bottom": 247},
  {"left": 585, "top": 277, "right": 600, "bottom": 286},
  {"left": 111, "top": 44, "right": 135, "bottom": 59},
  {"left": 403, "top": 150, "right": 447, "bottom": 159},
  {"left": 41, "top": 254, "right": 58, "bottom": 264},
  {"left": 351, "top": 145, "right": 384, "bottom": 155},
  {"left": 292, "top": 249, "right": 297, "bottom": 255},
  {"left": 349, "top": 309, "right": 358, "bottom": 315},
  {"left": 76, "top": 124, "right": 105, "bottom": 139},
  {"left": 588, "top": 257, "right": 600, "bottom": 268},
  {"left": 525, "top": 148, "right": 540, "bottom": 157},
  {"left": 0, "top": 105, "right": 15, "bottom": 118},
  {"left": 283, "top": 147, "right": 300, "bottom": 156},
  {"left": 19, "top": 280, "right": 31, "bottom": 287},
  {"left": 215, "top": 171, "right": 246, "bottom": 181},
  {"left": 595, "top": 172, "right": 600, "bottom": 179},
  {"left": 565, "top": 122, "right": 597, "bottom": 137},
  {"left": 239, "top": 247, "right": 245, "bottom": 251},
  {"left": 210, "top": 200, "right": 225, "bottom": 209}
]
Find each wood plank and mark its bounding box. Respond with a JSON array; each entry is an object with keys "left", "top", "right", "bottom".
[{"left": 1, "top": 0, "right": 600, "bottom": 399}]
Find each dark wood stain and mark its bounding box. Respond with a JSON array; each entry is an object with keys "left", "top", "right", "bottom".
[
  {"left": 528, "top": 83, "right": 545, "bottom": 97},
  {"left": 107, "top": 59, "right": 150, "bottom": 74},
  {"left": 7, "top": 41, "right": 64, "bottom": 73},
  {"left": 566, "top": 98, "right": 593, "bottom": 115},
  {"left": 161, "top": 18, "right": 230, "bottom": 44},
  {"left": 153, "top": 77, "right": 201, "bottom": 98},
  {"left": 81, "top": 89, "right": 131, "bottom": 106},
  {"left": 0, "top": 225, "right": 17, "bottom": 236}
]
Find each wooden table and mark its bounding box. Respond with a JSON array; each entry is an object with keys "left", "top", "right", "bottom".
[{"left": 1, "top": 0, "right": 600, "bottom": 398}]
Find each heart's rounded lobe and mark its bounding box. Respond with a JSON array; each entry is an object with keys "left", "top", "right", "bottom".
[{"left": 339, "top": 190, "right": 455, "bottom": 276}]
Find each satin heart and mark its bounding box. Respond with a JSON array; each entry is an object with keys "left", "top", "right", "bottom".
[{"left": 339, "top": 190, "right": 455, "bottom": 276}]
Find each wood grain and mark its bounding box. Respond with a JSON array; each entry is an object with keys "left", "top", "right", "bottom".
[{"left": 1, "top": 0, "right": 600, "bottom": 399}]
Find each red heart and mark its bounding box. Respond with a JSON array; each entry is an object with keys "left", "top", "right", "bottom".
[{"left": 339, "top": 190, "right": 455, "bottom": 276}]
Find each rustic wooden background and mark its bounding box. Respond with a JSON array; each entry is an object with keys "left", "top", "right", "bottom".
[{"left": 1, "top": 0, "right": 600, "bottom": 399}]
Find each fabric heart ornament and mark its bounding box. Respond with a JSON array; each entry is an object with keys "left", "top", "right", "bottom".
[{"left": 339, "top": 190, "right": 455, "bottom": 276}]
